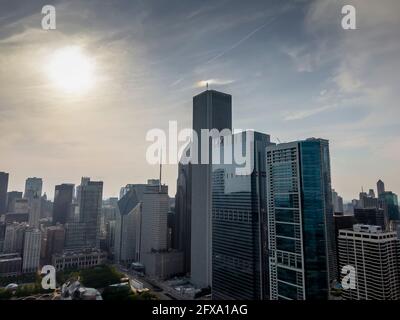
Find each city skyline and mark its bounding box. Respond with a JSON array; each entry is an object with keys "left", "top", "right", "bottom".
[{"left": 1, "top": 0, "right": 400, "bottom": 201}]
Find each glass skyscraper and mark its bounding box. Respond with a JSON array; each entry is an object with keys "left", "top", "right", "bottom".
[
  {"left": 266, "top": 138, "right": 335, "bottom": 300},
  {"left": 211, "top": 131, "right": 272, "bottom": 300}
]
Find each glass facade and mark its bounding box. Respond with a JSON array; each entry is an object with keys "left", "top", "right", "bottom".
[
  {"left": 267, "top": 139, "right": 333, "bottom": 300},
  {"left": 211, "top": 131, "right": 270, "bottom": 300}
]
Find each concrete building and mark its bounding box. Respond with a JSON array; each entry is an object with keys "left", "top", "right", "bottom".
[
  {"left": 338, "top": 224, "right": 400, "bottom": 300},
  {"left": 53, "top": 184, "right": 74, "bottom": 225}
]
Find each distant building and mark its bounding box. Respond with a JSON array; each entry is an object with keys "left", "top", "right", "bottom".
[
  {"left": 0, "top": 253, "right": 22, "bottom": 277},
  {"left": 3, "top": 222, "right": 27, "bottom": 254},
  {"left": 338, "top": 225, "right": 400, "bottom": 300},
  {"left": 14, "top": 198, "right": 29, "bottom": 214},
  {"left": 332, "top": 189, "right": 344, "bottom": 213},
  {"left": 22, "top": 228, "right": 41, "bottom": 273},
  {"left": 79, "top": 178, "right": 103, "bottom": 249},
  {"left": 379, "top": 191, "right": 399, "bottom": 221},
  {"left": 53, "top": 184, "right": 74, "bottom": 225},
  {"left": 354, "top": 208, "right": 387, "bottom": 230},
  {"left": 175, "top": 161, "right": 192, "bottom": 274},
  {"left": 44, "top": 225, "right": 65, "bottom": 264},
  {"left": 28, "top": 193, "right": 41, "bottom": 228},
  {"left": 0, "top": 172, "right": 9, "bottom": 215},
  {"left": 52, "top": 249, "right": 106, "bottom": 271},
  {"left": 377, "top": 179, "right": 385, "bottom": 197},
  {"left": 6, "top": 191, "right": 22, "bottom": 213},
  {"left": 266, "top": 138, "right": 336, "bottom": 300},
  {"left": 141, "top": 251, "right": 184, "bottom": 280},
  {"left": 24, "top": 177, "right": 43, "bottom": 203}
]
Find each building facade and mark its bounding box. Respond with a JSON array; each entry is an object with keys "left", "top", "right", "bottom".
[{"left": 266, "top": 138, "right": 335, "bottom": 300}]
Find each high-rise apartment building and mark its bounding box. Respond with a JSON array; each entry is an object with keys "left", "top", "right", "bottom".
[
  {"left": 191, "top": 89, "right": 232, "bottom": 288},
  {"left": 338, "top": 224, "right": 400, "bottom": 300},
  {"left": 266, "top": 138, "right": 335, "bottom": 300}
]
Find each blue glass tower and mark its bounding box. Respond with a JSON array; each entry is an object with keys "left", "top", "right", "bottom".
[{"left": 266, "top": 138, "right": 335, "bottom": 300}]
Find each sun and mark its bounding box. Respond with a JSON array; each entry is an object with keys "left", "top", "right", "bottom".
[{"left": 47, "top": 46, "right": 96, "bottom": 93}]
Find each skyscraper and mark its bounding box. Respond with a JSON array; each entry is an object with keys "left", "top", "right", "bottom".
[
  {"left": 212, "top": 131, "right": 272, "bottom": 300},
  {"left": 0, "top": 172, "right": 9, "bottom": 215},
  {"left": 379, "top": 191, "right": 399, "bottom": 221},
  {"left": 266, "top": 138, "right": 335, "bottom": 300},
  {"left": 6, "top": 191, "right": 23, "bottom": 213},
  {"left": 53, "top": 184, "right": 74, "bottom": 225},
  {"left": 175, "top": 161, "right": 192, "bottom": 274},
  {"left": 3, "top": 222, "right": 27, "bottom": 254},
  {"left": 43, "top": 225, "right": 65, "bottom": 264},
  {"left": 338, "top": 224, "right": 400, "bottom": 300},
  {"left": 115, "top": 186, "right": 143, "bottom": 264},
  {"left": 78, "top": 178, "right": 103, "bottom": 248},
  {"left": 191, "top": 89, "right": 232, "bottom": 288},
  {"left": 377, "top": 179, "right": 385, "bottom": 197},
  {"left": 28, "top": 193, "right": 41, "bottom": 228},
  {"left": 22, "top": 228, "right": 41, "bottom": 274},
  {"left": 24, "top": 177, "right": 43, "bottom": 203}
]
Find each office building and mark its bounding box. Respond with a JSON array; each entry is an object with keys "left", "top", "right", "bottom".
[
  {"left": 78, "top": 178, "right": 103, "bottom": 248},
  {"left": 332, "top": 189, "right": 344, "bottom": 213},
  {"left": 43, "top": 225, "right": 65, "bottom": 264},
  {"left": 52, "top": 249, "right": 106, "bottom": 271},
  {"left": 53, "top": 184, "right": 74, "bottom": 225},
  {"left": 354, "top": 208, "right": 387, "bottom": 230},
  {"left": 24, "top": 177, "right": 43, "bottom": 203},
  {"left": 6, "top": 191, "right": 22, "bottom": 213},
  {"left": 379, "top": 191, "right": 399, "bottom": 221},
  {"left": 377, "top": 179, "right": 385, "bottom": 197},
  {"left": 212, "top": 131, "right": 272, "bottom": 300},
  {"left": 175, "top": 161, "right": 192, "bottom": 274},
  {"left": 115, "top": 186, "right": 143, "bottom": 264},
  {"left": 3, "top": 222, "right": 27, "bottom": 254},
  {"left": 266, "top": 138, "right": 335, "bottom": 300},
  {"left": 28, "top": 192, "right": 41, "bottom": 228},
  {"left": 22, "top": 228, "right": 41, "bottom": 273},
  {"left": 0, "top": 172, "right": 9, "bottom": 215},
  {"left": 0, "top": 253, "right": 22, "bottom": 277},
  {"left": 191, "top": 89, "right": 232, "bottom": 288},
  {"left": 338, "top": 225, "right": 400, "bottom": 300}
]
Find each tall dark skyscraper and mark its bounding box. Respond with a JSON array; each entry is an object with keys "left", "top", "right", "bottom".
[
  {"left": 78, "top": 178, "right": 103, "bottom": 248},
  {"left": 175, "top": 161, "right": 192, "bottom": 275},
  {"left": 0, "top": 172, "right": 9, "bottom": 215},
  {"left": 211, "top": 131, "right": 272, "bottom": 300},
  {"left": 191, "top": 89, "right": 232, "bottom": 288},
  {"left": 24, "top": 177, "right": 43, "bottom": 202},
  {"left": 266, "top": 138, "right": 336, "bottom": 300},
  {"left": 377, "top": 179, "right": 385, "bottom": 197},
  {"left": 53, "top": 184, "right": 74, "bottom": 225}
]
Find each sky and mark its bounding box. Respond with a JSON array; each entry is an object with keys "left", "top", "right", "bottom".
[{"left": 0, "top": 0, "right": 399, "bottom": 201}]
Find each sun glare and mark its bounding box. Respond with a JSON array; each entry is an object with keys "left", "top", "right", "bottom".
[{"left": 47, "top": 46, "right": 95, "bottom": 93}]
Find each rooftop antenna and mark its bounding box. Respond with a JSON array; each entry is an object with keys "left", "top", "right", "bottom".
[{"left": 206, "top": 82, "right": 209, "bottom": 90}]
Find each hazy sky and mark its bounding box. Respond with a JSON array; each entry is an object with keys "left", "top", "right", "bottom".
[{"left": 0, "top": 0, "right": 399, "bottom": 201}]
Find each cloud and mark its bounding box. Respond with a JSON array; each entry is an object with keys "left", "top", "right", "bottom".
[{"left": 196, "top": 78, "right": 235, "bottom": 88}]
